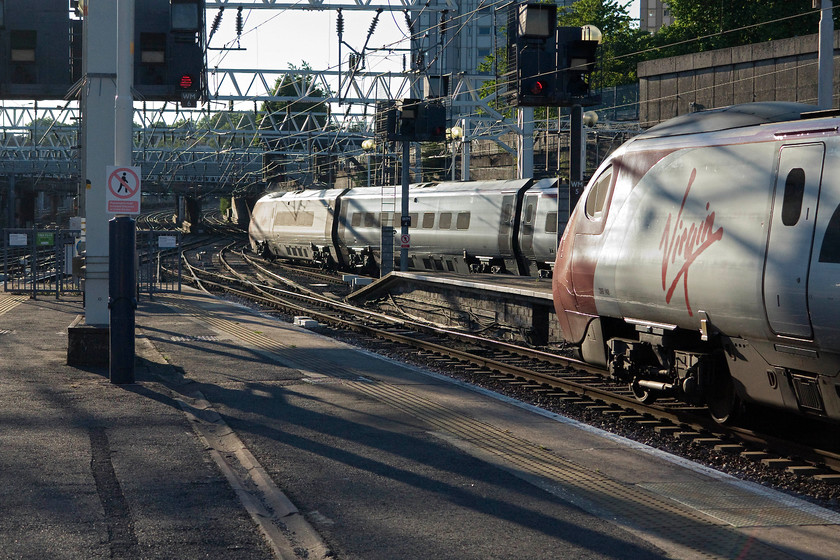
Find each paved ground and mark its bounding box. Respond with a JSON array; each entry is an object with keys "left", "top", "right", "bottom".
[{"left": 2, "top": 289, "right": 839, "bottom": 559}]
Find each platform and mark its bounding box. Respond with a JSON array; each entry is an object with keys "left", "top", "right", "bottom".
[
  {"left": 1, "top": 288, "right": 839, "bottom": 559},
  {"left": 349, "top": 271, "right": 558, "bottom": 344}
]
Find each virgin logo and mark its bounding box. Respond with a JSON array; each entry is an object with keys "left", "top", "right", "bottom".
[{"left": 659, "top": 168, "right": 724, "bottom": 316}]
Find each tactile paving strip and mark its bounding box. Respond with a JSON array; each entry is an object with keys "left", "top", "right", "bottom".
[
  {"left": 638, "top": 481, "right": 840, "bottom": 527},
  {"left": 0, "top": 294, "right": 27, "bottom": 317},
  {"left": 162, "top": 296, "right": 826, "bottom": 559},
  {"left": 347, "top": 379, "right": 806, "bottom": 559},
  {"left": 161, "top": 299, "right": 362, "bottom": 378}
]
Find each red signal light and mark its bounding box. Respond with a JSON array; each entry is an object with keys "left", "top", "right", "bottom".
[
  {"left": 530, "top": 80, "right": 545, "bottom": 95},
  {"left": 178, "top": 74, "right": 194, "bottom": 89}
]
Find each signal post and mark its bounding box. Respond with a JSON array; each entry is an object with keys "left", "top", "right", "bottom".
[{"left": 505, "top": 2, "right": 601, "bottom": 235}]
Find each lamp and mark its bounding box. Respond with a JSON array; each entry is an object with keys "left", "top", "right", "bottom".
[
  {"left": 362, "top": 139, "right": 375, "bottom": 187},
  {"left": 447, "top": 126, "right": 463, "bottom": 180},
  {"left": 581, "top": 24, "right": 603, "bottom": 44}
]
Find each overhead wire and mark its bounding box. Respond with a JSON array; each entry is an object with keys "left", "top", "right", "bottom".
[{"left": 145, "top": 1, "right": 838, "bottom": 188}]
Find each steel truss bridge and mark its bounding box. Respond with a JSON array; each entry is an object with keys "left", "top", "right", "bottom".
[{"left": 0, "top": 0, "right": 535, "bottom": 197}]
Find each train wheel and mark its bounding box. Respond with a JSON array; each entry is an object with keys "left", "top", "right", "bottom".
[
  {"left": 706, "top": 368, "right": 741, "bottom": 425},
  {"left": 630, "top": 379, "right": 657, "bottom": 404}
]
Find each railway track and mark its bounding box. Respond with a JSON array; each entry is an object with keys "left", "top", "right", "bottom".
[{"left": 169, "top": 243, "right": 840, "bottom": 496}]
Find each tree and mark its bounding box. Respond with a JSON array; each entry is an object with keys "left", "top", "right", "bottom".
[
  {"left": 558, "top": 0, "right": 650, "bottom": 87},
  {"left": 259, "top": 62, "right": 331, "bottom": 136},
  {"left": 194, "top": 111, "right": 260, "bottom": 150},
  {"left": 649, "top": 0, "right": 830, "bottom": 57},
  {"left": 258, "top": 62, "right": 332, "bottom": 185}
]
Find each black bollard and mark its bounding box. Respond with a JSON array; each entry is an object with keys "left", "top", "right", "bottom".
[{"left": 109, "top": 216, "right": 136, "bottom": 384}]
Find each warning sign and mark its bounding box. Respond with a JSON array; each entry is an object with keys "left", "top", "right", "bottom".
[
  {"left": 400, "top": 233, "right": 410, "bottom": 248},
  {"left": 106, "top": 165, "right": 141, "bottom": 214}
]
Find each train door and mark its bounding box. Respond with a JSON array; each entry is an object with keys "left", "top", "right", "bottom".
[
  {"left": 763, "top": 143, "right": 825, "bottom": 338},
  {"left": 520, "top": 193, "right": 537, "bottom": 255},
  {"left": 498, "top": 194, "right": 516, "bottom": 254}
]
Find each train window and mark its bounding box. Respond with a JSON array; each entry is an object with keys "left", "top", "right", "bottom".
[
  {"left": 819, "top": 204, "right": 840, "bottom": 263},
  {"left": 273, "top": 211, "right": 314, "bottom": 227},
  {"left": 439, "top": 213, "right": 452, "bottom": 229},
  {"left": 524, "top": 203, "right": 535, "bottom": 224},
  {"left": 782, "top": 168, "right": 806, "bottom": 226},
  {"left": 380, "top": 212, "right": 393, "bottom": 227},
  {"left": 585, "top": 166, "right": 613, "bottom": 220},
  {"left": 364, "top": 212, "right": 377, "bottom": 228},
  {"left": 545, "top": 212, "right": 558, "bottom": 233},
  {"left": 351, "top": 213, "right": 361, "bottom": 227},
  {"left": 456, "top": 212, "right": 470, "bottom": 230},
  {"left": 422, "top": 213, "right": 435, "bottom": 228},
  {"left": 409, "top": 213, "right": 418, "bottom": 227}
]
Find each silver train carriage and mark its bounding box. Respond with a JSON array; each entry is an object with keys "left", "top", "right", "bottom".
[
  {"left": 553, "top": 102, "right": 840, "bottom": 423},
  {"left": 249, "top": 188, "right": 347, "bottom": 269},
  {"left": 249, "top": 178, "right": 564, "bottom": 277}
]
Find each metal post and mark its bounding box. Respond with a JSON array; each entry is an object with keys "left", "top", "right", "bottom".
[
  {"left": 818, "top": 0, "right": 834, "bottom": 109},
  {"left": 517, "top": 107, "right": 534, "bottom": 179},
  {"left": 30, "top": 227, "right": 36, "bottom": 300},
  {"left": 115, "top": 0, "right": 134, "bottom": 168},
  {"left": 110, "top": 0, "right": 137, "bottom": 372},
  {"left": 569, "top": 104, "right": 584, "bottom": 210},
  {"left": 461, "top": 118, "right": 470, "bottom": 181},
  {"left": 109, "top": 217, "right": 136, "bottom": 384},
  {"left": 400, "top": 140, "right": 410, "bottom": 271},
  {"left": 7, "top": 174, "right": 14, "bottom": 228},
  {"left": 55, "top": 232, "right": 60, "bottom": 300}
]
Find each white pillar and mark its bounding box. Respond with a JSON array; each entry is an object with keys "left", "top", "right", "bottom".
[
  {"left": 81, "top": 0, "right": 119, "bottom": 326},
  {"left": 115, "top": 0, "right": 135, "bottom": 168}
]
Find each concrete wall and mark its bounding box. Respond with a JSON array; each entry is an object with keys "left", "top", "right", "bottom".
[{"left": 638, "top": 31, "right": 840, "bottom": 127}]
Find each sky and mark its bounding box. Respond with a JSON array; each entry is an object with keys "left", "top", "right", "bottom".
[{"left": 204, "top": 1, "right": 642, "bottom": 105}]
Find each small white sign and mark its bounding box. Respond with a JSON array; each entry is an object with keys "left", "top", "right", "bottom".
[
  {"left": 158, "top": 235, "right": 177, "bottom": 248},
  {"left": 106, "top": 165, "right": 142, "bottom": 214},
  {"left": 9, "top": 233, "right": 27, "bottom": 246}
]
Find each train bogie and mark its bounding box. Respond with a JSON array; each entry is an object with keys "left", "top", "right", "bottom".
[{"left": 553, "top": 102, "right": 840, "bottom": 423}]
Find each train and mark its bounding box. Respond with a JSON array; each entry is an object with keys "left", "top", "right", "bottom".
[
  {"left": 248, "top": 178, "right": 566, "bottom": 277},
  {"left": 553, "top": 101, "right": 840, "bottom": 423}
]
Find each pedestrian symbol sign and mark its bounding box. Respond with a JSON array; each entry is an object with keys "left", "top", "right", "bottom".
[{"left": 106, "top": 165, "right": 141, "bottom": 214}]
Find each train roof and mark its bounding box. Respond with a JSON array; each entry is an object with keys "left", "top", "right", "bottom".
[
  {"left": 256, "top": 188, "right": 346, "bottom": 202},
  {"left": 341, "top": 179, "right": 534, "bottom": 198},
  {"left": 635, "top": 102, "right": 818, "bottom": 140}
]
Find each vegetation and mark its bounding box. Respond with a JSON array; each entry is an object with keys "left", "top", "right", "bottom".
[
  {"left": 258, "top": 62, "right": 332, "bottom": 183},
  {"left": 558, "top": 0, "right": 649, "bottom": 87},
  {"left": 650, "top": 0, "right": 833, "bottom": 57},
  {"left": 478, "top": 0, "right": 834, "bottom": 100}
]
